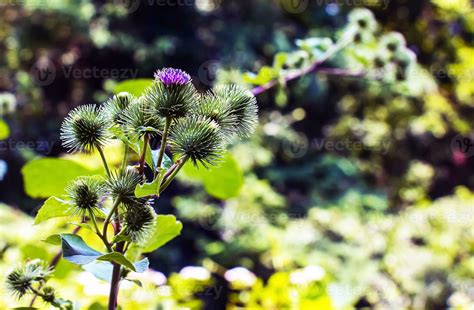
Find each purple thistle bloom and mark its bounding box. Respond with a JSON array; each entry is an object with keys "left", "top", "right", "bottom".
[{"left": 154, "top": 68, "right": 191, "bottom": 86}]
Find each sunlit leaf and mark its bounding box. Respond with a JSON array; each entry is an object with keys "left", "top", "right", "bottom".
[
  {"left": 113, "top": 79, "right": 154, "bottom": 97},
  {"left": 98, "top": 252, "right": 136, "bottom": 271},
  {"left": 0, "top": 118, "right": 9, "bottom": 140},
  {"left": 34, "top": 196, "right": 71, "bottom": 224},
  {"left": 182, "top": 152, "right": 244, "bottom": 199},
  {"left": 141, "top": 215, "right": 182, "bottom": 253},
  {"left": 22, "top": 158, "right": 95, "bottom": 198}
]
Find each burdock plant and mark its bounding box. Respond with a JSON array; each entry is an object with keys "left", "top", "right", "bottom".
[{"left": 7, "top": 67, "right": 257, "bottom": 310}]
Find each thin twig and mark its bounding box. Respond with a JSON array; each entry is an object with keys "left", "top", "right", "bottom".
[{"left": 251, "top": 30, "right": 355, "bottom": 96}]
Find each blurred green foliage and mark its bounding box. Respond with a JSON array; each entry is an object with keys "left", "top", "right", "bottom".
[{"left": 0, "top": 0, "right": 473, "bottom": 309}]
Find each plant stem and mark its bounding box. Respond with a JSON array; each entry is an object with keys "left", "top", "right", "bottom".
[
  {"left": 121, "top": 143, "right": 129, "bottom": 173},
  {"left": 251, "top": 29, "right": 355, "bottom": 96},
  {"left": 89, "top": 210, "right": 112, "bottom": 252},
  {"left": 103, "top": 198, "right": 121, "bottom": 241},
  {"left": 98, "top": 147, "right": 111, "bottom": 178},
  {"left": 108, "top": 202, "right": 125, "bottom": 310},
  {"left": 159, "top": 156, "right": 189, "bottom": 193},
  {"left": 155, "top": 117, "right": 172, "bottom": 177},
  {"left": 138, "top": 133, "right": 149, "bottom": 175}
]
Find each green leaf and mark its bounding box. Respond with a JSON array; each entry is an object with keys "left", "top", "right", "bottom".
[
  {"left": 98, "top": 252, "right": 136, "bottom": 271},
  {"left": 22, "top": 158, "right": 95, "bottom": 198},
  {"left": 273, "top": 52, "right": 288, "bottom": 71},
  {"left": 0, "top": 118, "right": 9, "bottom": 140},
  {"left": 133, "top": 257, "right": 149, "bottom": 273},
  {"left": 60, "top": 234, "right": 103, "bottom": 265},
  {"left": 243, "top": 66, "right": 275, "bottom": 85},
  {"left": 83, "top": 261, "right": 113, "bottom": 282},
  {"left": 135, "top": 177, "right": 161, "bottom": 198},
  {"left": 42, "top": 234, "right": 62, "bottom": 245},
  {"left": 182, "top": 152, "right": 244, "bottom": 199},
  {"left": 141, "top": 215, "right": 183, "bottom": 253},
  {"left": 113, "top": 79, "right": 154, "bottom": 97},
  {"left": 112, "top": 234, "right": 132, "bottom": 244},
  {"left": 126, "top": 278, "right": 142, "bottom": 287},
  {"left": 34, "top": 196, "right": 71, "bottom": 224}
]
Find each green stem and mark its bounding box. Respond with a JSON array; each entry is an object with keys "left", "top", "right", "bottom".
[
  {"left": 159, "top": 156, "right": 189, "bottom": 193},
  {"left": 121, "top": 143, "right": 129, "bottom": 173},
  {"left": 155, "top": 117, "right": 172, "bottom": 177},
  {"left": 103, "top": 198, "right": 121, "bottom": 241},
  {"left": 138, "top": 133, "right": 149, "bottom": 175},
  {"left": 98, "top": 147, "right": 111, "bottom": 178},
  {"left": 89, "top": 210, "right": 112, "bottom": 252}
]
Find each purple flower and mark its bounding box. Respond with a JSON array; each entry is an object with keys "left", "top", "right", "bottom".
[{"left": 154, "top": 68, "right": 191, "bottom": 86}]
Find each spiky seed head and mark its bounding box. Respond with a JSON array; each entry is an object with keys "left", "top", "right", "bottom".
[
  {"left": 348, "top": 8, "right": 377, "bottom": 32},
  {"left": 170, "top": 115, "right": 225, "bottom": 167},
  {"left": 6, "top": 260, "right": 50, "bottom": 299},
  {"left": 65, "top": 176, "right": 106, "bottom": 217},
  {"left": 193, "top": 92, "right": 237, "bottom": 139},
  {"left": 60, "top": 104, "right": 111, "bottom": 153},
  {"left": 143, "top": 69, "right": 197, "bottom": 119},
  {"left": 213, "top": 84, "right": 258, "bottom": 139},
  {"left": 121, "top": 202, "right": 156, "bottom": 244},
  {"left": 381, "top": 32, "right": 406, "bottom": 53},
  {"left": 106, "top": 167, "right": 142, "bottom": 204},
  {"left": 101, "top": 92, "right": 136, "bottom": 125},
  {"left": 121, "top": 97, "right": 163, "bottom": 138},
  {"left": 41, "top": 286, "right": 56, "bottom": 303}
]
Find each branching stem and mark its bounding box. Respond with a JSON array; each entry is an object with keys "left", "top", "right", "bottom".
[{"left": 155, "top": 117, "right": 172, "bottom": 177}]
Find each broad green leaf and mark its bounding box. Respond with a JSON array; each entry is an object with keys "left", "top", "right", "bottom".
[
  {"left": 141, "top": 215, "right": 182, "bottom": 253},
  {"left": 0, "top": 118, "right": 9, "bottom": 140},
  {"left": 182, "top": 152, "right": 244, "bottom": 199},
  {"left": 34, "top": 196, "right": 71, "bottom": 224},
  {"left": 83, "top": 261, "right": 113, "bottom": 282},
  {"left": 22, "top": 158, "right": 95, "bottom": 198},
  {"left": 42, "top": 234, "right": 62, "bottom": 245},
  {"left": 60, "top": 234, "right": 102, "bottom": 265},
  {"left": 98, "top": 252, "right": 136, "bottom": 271},
  {"left": 133, "top": 257, "right": 149, "bottom": 273},
  {"left": 113, "top": 79, "right": 154, "bottom": 97},
  {"left": 135, "top": 177, "right": 161, "bottom": 198}
]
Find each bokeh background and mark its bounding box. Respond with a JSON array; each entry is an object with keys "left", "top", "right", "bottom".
[{"left": 0, "top": 0, "right": 473, "bottom": 309}]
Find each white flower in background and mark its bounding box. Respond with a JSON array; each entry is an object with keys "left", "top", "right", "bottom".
[
  {"left": 224, "top": 267, "right": 257, "bottom": 288},
  {"left": 290, "top": 265, "right": 326, "bottom": 285},
  {"left": 179, "top": 266, "right": 211, "bottom": 281},
  {"left": 128, "top": 269, "right": 167, "bottom": 286}
]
